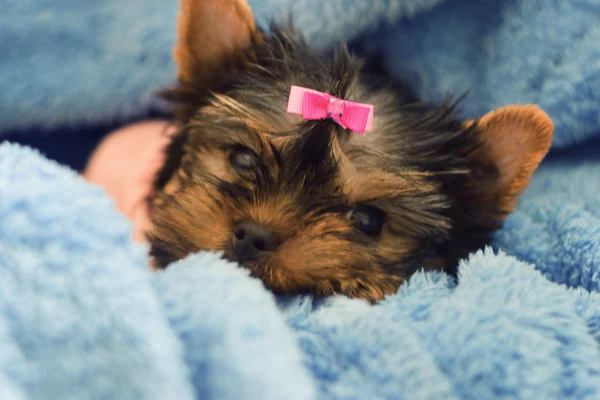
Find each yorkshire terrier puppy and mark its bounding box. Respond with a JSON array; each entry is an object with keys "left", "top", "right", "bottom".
[{"left": 145, "top": 0, "right": 553, "bottom": 302}]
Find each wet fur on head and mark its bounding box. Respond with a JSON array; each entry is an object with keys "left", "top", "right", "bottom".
[{"left": 147, "top": 0, "right": 554, "bottom": 302}]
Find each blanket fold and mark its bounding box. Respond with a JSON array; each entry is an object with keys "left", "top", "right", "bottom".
[
  {"left": 2, "top": 0, "right": 599, "bottom": 150},
  {"left": 1, "top": 140, "right": 599, "bottom": 399}
]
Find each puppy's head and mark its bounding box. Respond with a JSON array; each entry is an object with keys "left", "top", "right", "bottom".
[{"left": 147, "top": 0, "right": 553, "bottom": 301}]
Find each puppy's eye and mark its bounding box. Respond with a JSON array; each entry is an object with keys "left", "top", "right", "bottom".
[
  {"left": 229, "top": 147, "right": 257, "bottom": 170},
  {"left": 347, "top": 205, "right": 386, "bottom": 236}
]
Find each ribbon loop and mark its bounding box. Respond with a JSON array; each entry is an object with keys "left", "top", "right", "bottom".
[{"left": 287, "top": 85, "right": 374, "bottom": 134}]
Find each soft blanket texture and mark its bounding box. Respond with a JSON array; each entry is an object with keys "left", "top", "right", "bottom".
[{"left": 1, "top": 0, "right": 599, "bottom": 399}]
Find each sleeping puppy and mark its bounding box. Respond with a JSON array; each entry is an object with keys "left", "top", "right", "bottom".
[{"left": 85, "top": 0, "right": 553, "bottom": 302}]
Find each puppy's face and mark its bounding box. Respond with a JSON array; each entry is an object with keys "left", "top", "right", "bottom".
[{"left": 147, "top": 0, "right": 553, "bottom": 301}]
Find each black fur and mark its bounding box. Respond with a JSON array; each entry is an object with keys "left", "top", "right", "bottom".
[{"left": 152, "top": 26, "right": 503, "bottom": 284}]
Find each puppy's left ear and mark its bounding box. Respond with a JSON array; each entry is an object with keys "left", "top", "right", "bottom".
[
  {"left": 174, "top": 0, "right": 258, "bottom": 85},
  {"left": 463, "top": 105, "right": 554, "bottom": 214}
]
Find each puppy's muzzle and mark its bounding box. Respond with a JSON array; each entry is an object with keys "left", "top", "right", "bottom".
[{"left": 231, "top": 221, "right": 281, "bottom": 263}]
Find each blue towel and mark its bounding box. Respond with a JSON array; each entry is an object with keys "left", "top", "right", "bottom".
[
  {"left": 1, "top": 142, "right": 599, "bottom": 399},
  {"left": 362, "top": 0, "right": 600, "bottom": 148},
  {"left": 2, "top": 0, "right": 599, "bottom": 148},
  {"left": 1, "top": 0, "right": 599, "bottom": 399}
]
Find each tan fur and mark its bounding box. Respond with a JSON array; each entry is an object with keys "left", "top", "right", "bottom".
[
  {"left": 149, "top": 0, "right": 555, "bottom": 302},
  {"left": 265, "top": 214, "right": 404, "bottom": 302},
  {"left": 150, "top": 103, "right": 553, "bottom": 302},
  {"left": 174, "top": 0, "right": 257, "bottom": 83},
  {"left": 464, "top": 105, "right": 554, "bottom": 213},
  {"left": 151, "top": 183, "right": 234, "bottom": 257},
  {"left": 343, "top": 170, "right": 434, "bottom": 203}
]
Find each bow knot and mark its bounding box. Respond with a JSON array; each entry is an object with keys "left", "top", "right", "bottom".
[{"left": 286, "top": 86, "right": 374, "bottom": 134}]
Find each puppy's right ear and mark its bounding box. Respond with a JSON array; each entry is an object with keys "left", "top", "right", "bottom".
[{"left": 174, "top": 0, "right": 258, "bottom": 85}]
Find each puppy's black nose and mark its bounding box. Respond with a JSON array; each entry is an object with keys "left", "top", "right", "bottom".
[{"left": 232, "top": 221, "right": 280, "bottom": 263}]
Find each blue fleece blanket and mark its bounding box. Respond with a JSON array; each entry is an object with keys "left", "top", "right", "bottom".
[{"left": 1, "top": 1, "right": 600, "bottom": 399}]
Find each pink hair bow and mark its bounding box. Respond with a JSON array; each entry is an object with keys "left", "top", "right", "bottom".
[{"left": 286, "top": 85, "right": 374, "bottom": 134}]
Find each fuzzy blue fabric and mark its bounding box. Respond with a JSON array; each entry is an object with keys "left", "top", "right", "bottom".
[
  {"left": 1, "top": 142, "right": 599, "bottom": 399},
  {"left": 1, "top": 0, "right": 600, "bottom": 399},
  {"left": 2, "top": 0, "right": 599, "bottom": 148}
]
